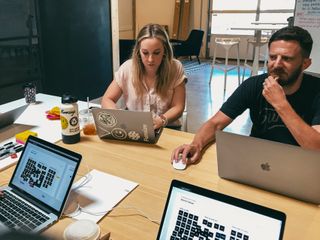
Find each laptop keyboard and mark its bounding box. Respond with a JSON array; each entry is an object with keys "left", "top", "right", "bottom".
[
  {"left": 0, "top": 190, "right": 50, "bottom": 231},
  {"left": 170, "top": 209, "right": 250, "bottom": 240},
  {"left": 0, "top": 141, "right": 24, "bottom": 160}
]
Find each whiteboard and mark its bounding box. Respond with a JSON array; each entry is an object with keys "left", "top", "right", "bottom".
[{"left": 294, "top": 0, "right": 320, "bottom": 75}]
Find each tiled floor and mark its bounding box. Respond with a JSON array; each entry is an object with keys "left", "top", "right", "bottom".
[{"left": 184, "top": 60, "right": 252, "bottom": 135}]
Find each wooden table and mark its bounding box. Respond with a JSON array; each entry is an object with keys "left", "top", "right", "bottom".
[{"left": 1, "top": 129, "right": 320, "bottom": 239}]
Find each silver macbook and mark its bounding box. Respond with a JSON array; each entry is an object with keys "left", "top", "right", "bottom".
[
  {"left": 157, "top": 180, "right": 286, "bottom": 240},
  {"left": 0, "top": 105, "right": 28, "bottom": 129},
  {"left": 0, "top": 135, "right": 82, "bottom": 233},
  {"left": 92, "top": 108, "right": 163, "bottom": 144},
  {"left": 216, "top": 130, "right": 320, "bottom": 204}
]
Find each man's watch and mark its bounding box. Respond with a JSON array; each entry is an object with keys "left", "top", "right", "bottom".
[{"left": 159, "top": 114, "right": 168, "bottom": 127}]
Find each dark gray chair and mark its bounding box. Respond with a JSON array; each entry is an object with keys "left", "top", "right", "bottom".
[
  {"left": 119, "top": 39, "right": 136, "bottom": 65},
  {"left": 171, "top": 29, "right": 204, "bottom": 64}
]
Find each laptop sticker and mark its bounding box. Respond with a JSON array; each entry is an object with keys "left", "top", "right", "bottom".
[
  {"left": 98, "top": 112, "right": 117, "bottom": 127},
  {"left": 111, "top": 128, "right": 127, "bottom": 140}
]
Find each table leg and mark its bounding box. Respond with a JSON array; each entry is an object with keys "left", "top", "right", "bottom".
[{"left": 252, "top": 30, "right": 262, "bottom": 76}]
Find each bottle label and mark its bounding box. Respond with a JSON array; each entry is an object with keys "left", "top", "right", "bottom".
[{"left": 60, "top": 108, "right": 80, "bottom": 136}]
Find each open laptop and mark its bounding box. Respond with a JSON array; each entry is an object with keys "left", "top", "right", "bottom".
[
  {"left": 92, "top": 108, "right": 163, "bottom": 144},
  {"left": 216, "top": 130, "right": 320, "bottom": 204},
  {"left": 157, "top": 180, "right": 286, "bottom": 240},
  {"left": 0, "top": 105, "right": 28, "bottom": 129},
  {"left": 0, "top": 135, "right": 82, "bottom": 233}
]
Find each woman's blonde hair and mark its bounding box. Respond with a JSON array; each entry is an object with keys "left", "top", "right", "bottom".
[{"left": 131, "top": 23, "right": 174, "bottom": 98}]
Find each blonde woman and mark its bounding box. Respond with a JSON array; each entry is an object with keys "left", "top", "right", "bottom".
[{"left": 101, "top": 23, "right": 186, "bottom": 129}]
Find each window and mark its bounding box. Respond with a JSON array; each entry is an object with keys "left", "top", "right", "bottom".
[{"left": 211, "top": 0, "right": 295, "bottom": 35}]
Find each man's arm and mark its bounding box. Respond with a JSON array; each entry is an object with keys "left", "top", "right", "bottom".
[
  {"left": 271, "top": 102, "right": 320, "bottom": 149},
  {"left": 171, "top": 111, "right": 233, "bottom": 164},
  {"left": 263, "top": 76, "right": 320, "bottom": 150}
]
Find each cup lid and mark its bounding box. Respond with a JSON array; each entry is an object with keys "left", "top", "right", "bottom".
[
  {"left": 62, "top": 94, "right": 78, "bottom": 104},
  {"left": 63, "top": 219, "right": 100, "bottom": 240}
]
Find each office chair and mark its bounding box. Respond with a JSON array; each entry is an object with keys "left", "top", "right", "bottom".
[
  {"left": 171, "top": 29, "right": 204, "bottom": 64},
  {"left": 119, "top": 39, "right": 136, "bottom": 65}
]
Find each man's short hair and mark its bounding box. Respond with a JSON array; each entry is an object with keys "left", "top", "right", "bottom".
[{"left": 268, "top": 26, "right": 313, "bottom": 58}]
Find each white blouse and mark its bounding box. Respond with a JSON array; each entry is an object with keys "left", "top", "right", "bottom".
[{"left": 114, "top": 59, "right": 186, "bottom": 126}]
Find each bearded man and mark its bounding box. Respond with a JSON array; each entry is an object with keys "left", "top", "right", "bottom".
[{"left": 172, "top": 26, "right": 320, "bottom": 165}]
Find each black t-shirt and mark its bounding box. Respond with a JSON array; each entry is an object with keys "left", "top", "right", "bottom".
[{"left": 220, "top": 73, "right": 320, "bottom": 145}]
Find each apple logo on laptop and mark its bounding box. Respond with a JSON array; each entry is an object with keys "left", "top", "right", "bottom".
[{"left": 260, "top": 162, "right": 271, "bottom": 171}]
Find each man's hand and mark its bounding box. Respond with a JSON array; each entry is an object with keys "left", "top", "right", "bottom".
[
  {"left": 171, "top": 143, "right": 202, "bottom": 165},
  {"left": 262, "top": 76, "right": 287, "bottom": 110}
]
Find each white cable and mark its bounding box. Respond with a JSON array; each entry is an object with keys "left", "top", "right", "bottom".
[
  {"left": 64, "top": 159, "right": 160, "bottom": 225},
  {"left": 64, "top": 203, "right": 160, "bottom": 225},
  {"left": 63, "top": 157, "right": 93, "bottom": 218},
  {"left": 106, "top": 205, "right": 160, "bottom": 225}
]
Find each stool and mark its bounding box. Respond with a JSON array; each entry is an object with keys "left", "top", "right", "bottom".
[
  {"left": 209, "top": 38, "right": 241, "bottom": 95},
  {"left": 242, "top": 36, "right": 269, "bottom": 82}
]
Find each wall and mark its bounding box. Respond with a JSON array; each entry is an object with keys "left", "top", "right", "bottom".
[
  {"left": 118, "top": 0, "right": 134, "bottom": 39},
  {"left": 0, "top": 0, "right": 33, "bottom": 44},
  {"left": 294, "top": 0, "right": 320, "bottom": 76},
  {"left": 135, "top": 0, "right": 206, "bottom": 37},
  {"left": 134, "top": 0, "right": 207, "bottom": 57},
  {"left": 135, "top": 0, "right": 174, "bottom": 36},
  {"left": 38, "top": 0, "right": 114, "bottom": 101},
  {"left": 111, "top": 0, "right": 120, "bottom": 71},
  {"left": 0, "top": 0, "right": 41, "bottom": 104}
]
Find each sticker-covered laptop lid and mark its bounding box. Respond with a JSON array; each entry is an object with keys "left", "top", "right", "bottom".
[{"left": 92, "top": 108, "right": 163, "bottom": 144}]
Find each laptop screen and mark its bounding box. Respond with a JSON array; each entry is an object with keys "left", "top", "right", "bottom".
[
  {"left": 157, "top": 180, "right": 286, "bottom": 240},
  {"left": 9, "top": 136, "right": 81, "bottom": 213}
]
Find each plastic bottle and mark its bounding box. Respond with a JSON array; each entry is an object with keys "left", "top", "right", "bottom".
[{"left": 60, "top": 94, "right": 80, "bottom": 144}]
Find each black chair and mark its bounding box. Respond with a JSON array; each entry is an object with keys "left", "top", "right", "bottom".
[
  {"left": 119, "top": 39, "right": 136, "bottom": 65},
  {"left": 171, "top": 29, "right": 204, "bottom": 64}
]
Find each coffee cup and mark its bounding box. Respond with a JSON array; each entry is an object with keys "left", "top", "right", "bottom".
[
  {"left": 63, "top": 219, "right": 100, "bottom": 240},
  {"left": 23, "top": 82, "right": 36, "bottom": 104}
]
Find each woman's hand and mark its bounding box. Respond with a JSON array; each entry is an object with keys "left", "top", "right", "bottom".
[{"left": 153, "top": 115, "right": 164, "bottom": 129}]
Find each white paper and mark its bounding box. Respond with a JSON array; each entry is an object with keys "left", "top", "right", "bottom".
[
  {"left": 0, "top": 93, "right": 100, "bottom": 170},
  {"left": 67, "top": 169, "right": 138, "bottom": 223}
]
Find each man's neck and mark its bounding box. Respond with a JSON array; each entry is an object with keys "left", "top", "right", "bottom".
[{"left": 283, "top": 73, "right": 304, "bottom": 95}]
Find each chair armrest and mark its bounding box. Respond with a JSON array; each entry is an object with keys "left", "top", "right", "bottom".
[{"left": 170, "top": 39, "right": 184, "bottom": 43}]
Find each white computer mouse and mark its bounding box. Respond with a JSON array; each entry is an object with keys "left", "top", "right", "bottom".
[{"left": 172, "top": 154, "right": 187, "bottom": 170}]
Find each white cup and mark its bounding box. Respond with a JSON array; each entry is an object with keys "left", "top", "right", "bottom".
[{"left": 63, "top": 219, "right": 101, "bottom": 240}]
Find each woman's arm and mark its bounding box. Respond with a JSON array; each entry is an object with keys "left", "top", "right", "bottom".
[
  {"left": 101, "top": 80, "right": 123, "bottom": 109},
  {"left": 153, "top": 82, "right": 186, "bottom": 129}
]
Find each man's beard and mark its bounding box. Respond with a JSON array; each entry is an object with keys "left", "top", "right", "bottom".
[{"left": 268, "top": 64, "right": 303, "bottom": 87}]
